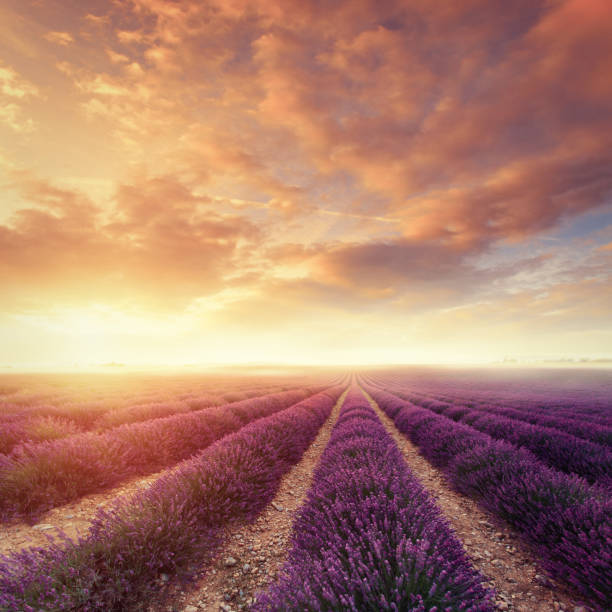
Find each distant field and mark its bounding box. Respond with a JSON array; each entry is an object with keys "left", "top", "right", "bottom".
[{"left": 0, "top": 367, "right": 609, "bottom": 611}]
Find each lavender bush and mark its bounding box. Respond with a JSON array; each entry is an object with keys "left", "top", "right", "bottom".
[
  {"left": 0, "top": 416, "right": 81, "bottom": 455},
  {"left": 384, "top": 385, "right": 612, "bottom": 486},
  {"left": 92, "top": 399, "right": 194, "bottom": 429},
  {"left": 253, "top": 388, "right": 494, "bottom": 612},
  {"left": 469, "top": 404, "right": 612, "bottom": 448},
  {"left": 1, "top": 382, "right": 304, "bottom": 448},
  {"left": 452, "top": 409, "right": 611, "bottom": 486},
  {"left": 397, "top": 396, "right": 611, "bottom": 482}
]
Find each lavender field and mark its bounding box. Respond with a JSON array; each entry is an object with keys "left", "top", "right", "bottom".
[
  {"left": 0, "top": 368, "right": 610, "bottom": 612},
  {"left": 3, "top": 0, "right": 612, "bottom": 609}
]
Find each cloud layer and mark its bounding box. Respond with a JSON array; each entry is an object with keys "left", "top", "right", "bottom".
[{"left": 0, "top": 0, "right": 611, "bottom": 364}]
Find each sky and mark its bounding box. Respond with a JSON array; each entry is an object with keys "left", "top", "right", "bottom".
[{"left": 0, "top": 0, "right": 611, "bottom": 369}]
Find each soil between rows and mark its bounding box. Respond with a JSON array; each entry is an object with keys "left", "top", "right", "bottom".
[
  {"left": 0, "top": 390, "right": 318, "bottom": 555},
  {"left": 0, "top": 470, "right": 166, "bottom": 555},
  {"left": 360, "top": 386, "right": 584, "bottom": 612},
  {"left": 149, "top": 387, "right": 349, "bottom": 612}
]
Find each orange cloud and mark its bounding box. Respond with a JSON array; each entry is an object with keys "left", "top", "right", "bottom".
[
  {"left": 0, "top": 172, "right": 261, "bottom": 310},
  {"left": 0, "top": 61, "right": 39, "bottom": 132},
  {"left": 20, "top": 0, "right": 607, "bottom": 248},
  {"left": 43, "top": 31, "right": 75, "bottom": 46}
]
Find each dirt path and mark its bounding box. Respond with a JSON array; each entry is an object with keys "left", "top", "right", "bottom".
[
  {"left": 361, "top": 387, "right": 584, "bottom": 612},
  {"left": 0, "top": 469, "right": 170, "bottom": 555},
  {"left": 149, "top": 388, "right": 348, "bottom": 612}
]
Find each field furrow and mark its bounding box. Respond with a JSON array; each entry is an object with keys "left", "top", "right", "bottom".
[
  {"left": 381, "top": 384, "right": 612, "bottom": 486},
  {"left": 386, "top": 386, "right": 612, "bottom": 448},
  {"left": 161, "top": 387, "right": 349, "bottom": 611},
  {"left": 365, "top": 384, "right": 611, "bottom": 610},
  {"left": 0, "top": 369, "right": 608, "bottom": 612},
  {"left": 361, "top": 386, "right": 583, "bottom": 612},
  {"left": 0, "top": 469, "right": 169, "bottom": 557},
  {"left": 254, "top": 386, "right": 493, "bottom": 611}
]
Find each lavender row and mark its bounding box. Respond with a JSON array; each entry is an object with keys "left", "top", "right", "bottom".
[
  {"left": 0, "top": 384, "right": 297, "bottom": 454},
  {"left": 422, "top": 399, "right": 611, "bottom": 487},
  {"left": 90, "top": 384, "right": 297, "bottom": 430},
  {"left": 367, "top": 371, "right": 612, "bottom": 421},
  {"left": 0, "top": 387, "right": 321, "bottom": 521},
  {"left": 398, "top": 387, "right": 612, "bottom": 448},
  {"left": 433, "top": 397, "right": 612, "bottom": 448},
  {"left": 380, "top": 384, "right": 612, "bottom": 486},
  {"left": 253, "top": 388, "right": 494, "bottom": 611},
  {"left": 0, "top": 402, "right": 220, "bottom": 458},
  {"left": 365, "top": 385, "right": 611, "bottom": 610},
  {"left": 447, "top": 398, "right": 612, "bottom": 449},
  {"left": 0, "top": 416, "right": 81, "bottom": 455},
  {"left": 0, "top": 387, "right": 343, "bottom": 611},
  {"left": 457, "top": 393, "right": 612, "bottom": 421}
]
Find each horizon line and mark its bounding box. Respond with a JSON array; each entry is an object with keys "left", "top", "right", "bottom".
[{"left": 1, "top": 359, "right": 611, "bottom": 375}]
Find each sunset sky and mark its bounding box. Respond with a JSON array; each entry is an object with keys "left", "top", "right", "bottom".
[{"left": 1, "top": 0, "right": 611, "bottom": 369}]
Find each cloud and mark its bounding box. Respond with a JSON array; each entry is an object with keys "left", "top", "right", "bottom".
[
  {"left": 0, "top": 171, "right": 261, "bottom": 310},
  {"left": 0, "top": 63, "right": 39, "bottom": 98},
  {"left": 44, "top": 31, "right": 75, "bottom": 46},
  {"left": 26, "top": 0, "right": 610, "bottom": 244},
  {"left": 0, "top": 102, "right": 34, "bottom": 132},
  {"left": 243, "top": 0, "right": 612, "bottom": 246},
  {"left": 0, "top": 61, "right": 40, "bottom": 132},
  {"left": 0, "top": 0, "right": 611, "bottom": 364},
  {"left": 263, "top": 237, "right": 557, "bottom": 312},
  {"left": 312, "top": 240, "right": 477, "bottom": 293}
]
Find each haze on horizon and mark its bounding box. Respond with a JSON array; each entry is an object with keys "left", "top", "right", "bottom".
[{"left": 1, "top": 0, "right": 611, "bottom": 370}]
